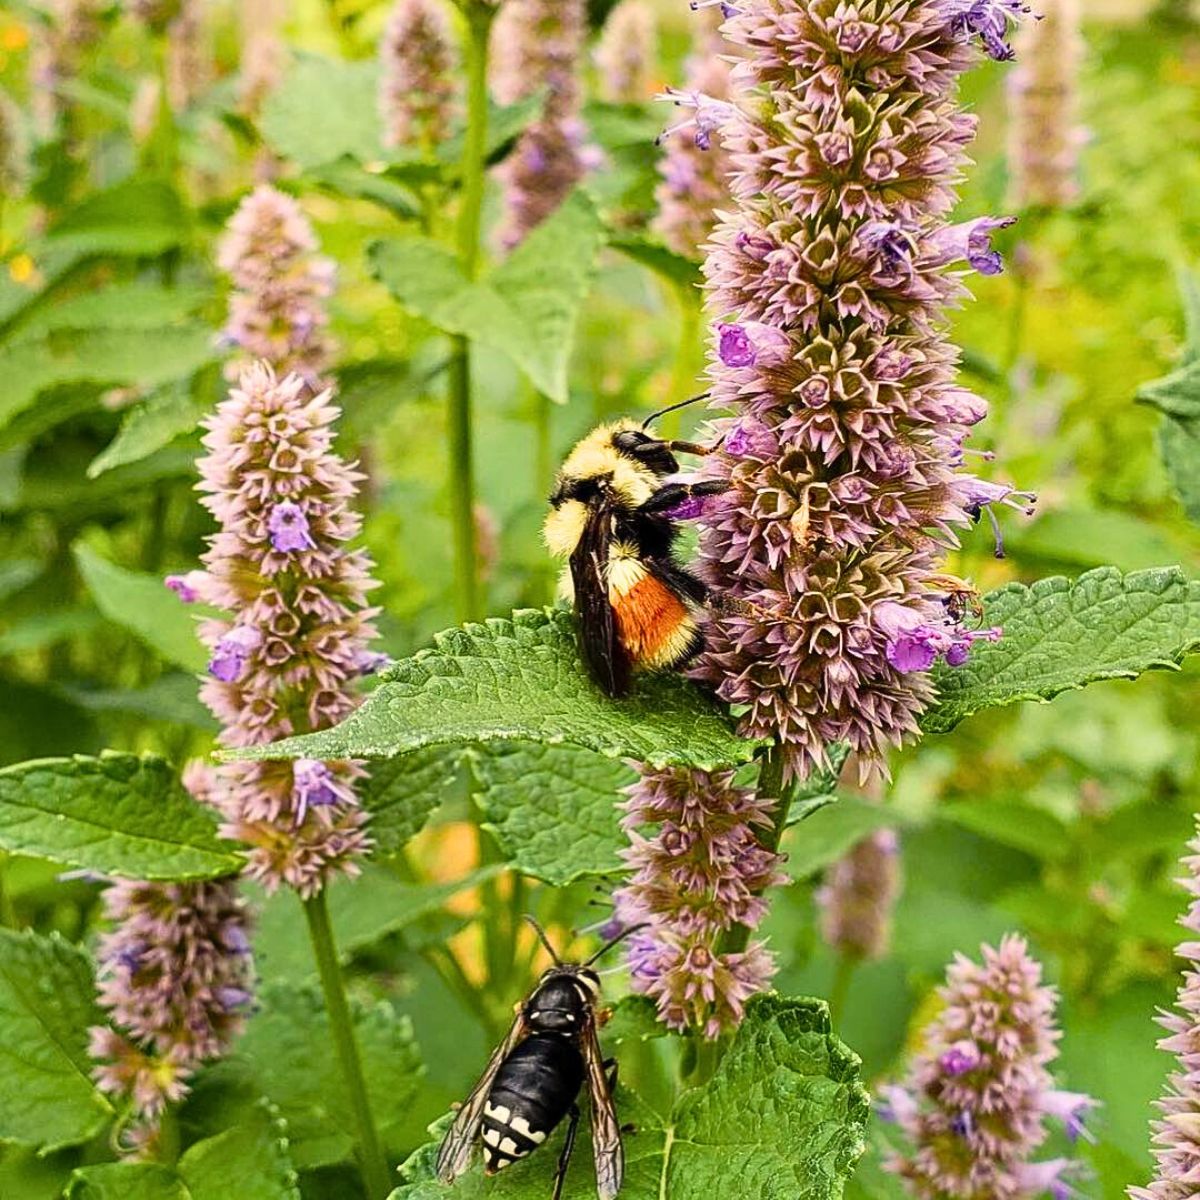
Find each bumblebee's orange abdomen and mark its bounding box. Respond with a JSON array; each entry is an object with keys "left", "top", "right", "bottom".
[{"left": 613, "top": 575, "right": 695, "bottom": 668}]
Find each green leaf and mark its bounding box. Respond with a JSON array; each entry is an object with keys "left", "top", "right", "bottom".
[
  {"left": 11, "top": 282, "right": 209, "bottom": 342},
  {"left": 47, "top": 178, "right": 190, "bottom": 259},
  {"left": 923, "top": 567, "right": 1200, "bottom": 734},
  {"left": 0, "top": 322, "right": 217, "bottom": 435},
  {"left": 0, "top": 609, "right": 104, "bottom": 656},
  {"left": 0, "top": 928, "right": 112, "bottom": 1151},
  {"left": 176, "top": 1100, "right": 300, "bottom": 1200},
  {"left": 1137, "top": 271, "right": 1200, "bottom": 522},
  {"left": 0, "top": 753, "right": 241, "bottom": 881},
  {"left": 261, "top": 55, "right": 383, "bottom": 170},
  {"left": 0, "top": 1144, "right": 77, "bottom": 1200},
  {"left": 1005, "top": 507, "right": 1196, "bottom": 572},
  {"left": 60, "top": 674, "right": 218, "bottom": 732},
  {"left": 370, "top": 190, "right": 607, "bottom": 402},
  {"left": 68, "top": 1104, "right": 300, "bottom": 1200},
  {"left": 362, "top": 746, "right": 465, "bottom": 855},
  {"left": 608, "top": 235, "right": 702, "bottom": 291},
  {"left": 234, "top": 985, "right": 423, "bottom": 1169},
  {"left": 393, "top": 995, "right": 868, "bottom": 1200},
  {"left": 67, "top": 1164, "right": 185, "bottom": 1200},
  {"left": 939, "top": 799, "right": 1071, "bottom": 861},
  {"left": 87, "top": 381, "right": 207, "bottom": 478},
  {"left": 476, "top": 742, "right": 632, "bottom": 885},
  {"left": 224, "top": 608, "right": 758, "bottom": 772},
  {"left": 253, "top": 864, "right": 499, "bottom": 984},
  {"left": 308, "top": 157, "right": 420, "bottom": 220},
  {"left": 73, "top": 542, "right": 209, "bottom": 671},
  {"left": 784, "top": 799, "right": 898, "bottom": 880}
]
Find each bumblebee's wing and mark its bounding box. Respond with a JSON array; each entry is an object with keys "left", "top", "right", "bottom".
[
  {"left": 582, "top": 1012, "right": 624, "bottom": 1200},
  {"left": 568, "top": 498, "right": 630, "bottom": 698},
  {"left": 436, "top": 1010, "right": 527, "bottom": 1183}
]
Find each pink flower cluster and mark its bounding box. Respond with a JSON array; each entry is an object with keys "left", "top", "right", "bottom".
[
  {"left": 91, "top": 764, "right": 254, "bottom": 1154},
  {"left": 595, "top": 0, "right": 656, "bottom": 104},
  {"left": 216, "top": 185, "right": 336, "bottom": 390},
  {"left": 817, "top": 827, "right": 901, "bottom": 961},
  {"left": 492, "top": 0, "right": 591, "bottom": 250},
  {"left": 1129, "top": 821, "right": 1200, "bottom": 1200},
  {"left": 379, "top": 0, "right": 459, "bottom": 151},
  {"left": 614, "top": 766, "right": 784, "bottom": 1039},
  {"left": 881, "top": 935, "right": 1096, "bottom": 1200},
  {"left": 687, "top": 0, "right": 1034, "bottom": 782},
  {"left": 187, "top": 363, "right": 382, "bottom": 896},
  {"left": 652, "top": 8, "right": 734, "bottom": 257}
]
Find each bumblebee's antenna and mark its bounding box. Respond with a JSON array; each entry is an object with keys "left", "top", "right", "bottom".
[
  {"left": 585, "top": 922, "right": 649, "bottom": 966},
  {"left": 641, "top": 391, "right": 710, "bottom": 430},
  {"left": 523, "top": 915, "right": 563, "bottom": 967}
]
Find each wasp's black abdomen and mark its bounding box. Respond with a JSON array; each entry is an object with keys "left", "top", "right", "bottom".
[{"left": 481, "top": 1036, "right": 585, "bottom": 1174}]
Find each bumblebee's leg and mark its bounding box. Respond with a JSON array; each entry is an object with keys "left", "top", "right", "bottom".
[
  {"left": 550, "top": 1104, "right": 581, "bottom": 1200},
  {"left": 638, "top": 479, "right": 729, "bottom": 517}
]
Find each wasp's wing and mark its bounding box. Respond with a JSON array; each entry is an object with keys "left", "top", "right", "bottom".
[
  {"left": 582, "top": 1013, "right": 624, "bottom": 1200},
  {"left": 436, "top": 1010, "right": 527, "bottom": 1183},
  {"left": 568, "top": 498, "right": 630, "bottom": 698}
]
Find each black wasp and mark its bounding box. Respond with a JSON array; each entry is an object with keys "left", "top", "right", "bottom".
[{"left": 436, "top": 918, "right": 637, "bottom": 1200}]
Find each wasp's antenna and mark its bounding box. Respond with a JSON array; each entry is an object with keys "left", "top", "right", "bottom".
[
  {"left": 523, "top": 915, "right": 563, "bottom": 966},
  {"left": 641, "top": 391, "right": 711, "bottom": 430},
  {"left": 585, "top": 922, "right": 650, "bottom": 966}
]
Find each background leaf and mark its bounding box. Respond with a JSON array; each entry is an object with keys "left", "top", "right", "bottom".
[
  {"left": 361, "top": 746, "right": 466, "bottom": 856},
  {"left": 0, "top": 753, "right": 241, "bottom": 880},
  {"left": 231, "top": 985, "right": 423, "bottom": 1169},
  {"left": 924, "top": 567, "right": 1200, "bottom": 733},
  {"left": 226, "top": 608, "right": 758, "bottom": 772},
  {"left": 0, "top": 929, "right": 112, "bottom": 1152},
  {"left": 73, "top": 543, "right": 210, "bottom": 672},
  {"left": 370, "top": 191, "right": 606, "bottom": 402}
]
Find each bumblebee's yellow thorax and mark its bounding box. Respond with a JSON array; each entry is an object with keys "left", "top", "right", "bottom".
[{"left": 542, "top": 422, "right": 658, "bottom": 557}]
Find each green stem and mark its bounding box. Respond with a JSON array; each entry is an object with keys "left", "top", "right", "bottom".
[
  {"left": 715, "top": 743, "right": 791, "bottom": 960},
  {"left": 445, "top": 2, "right": 496, "bottom": 625},
  {"left": 0, "top": 854, "right": 17, "bottom": 929},
  {"left": 828, "top": 953, "right": 857, "bottom": 1028},
  {"left": 304, "top": 892, "right": 391, "bottom": 1200},
  {"left": 662, "top": 290, "right": 703, "bottom": 440}
]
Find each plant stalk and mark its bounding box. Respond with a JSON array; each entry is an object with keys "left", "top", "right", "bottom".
[
  {"left": 304, "top": 891, "right": 391, "bottom": 1200},
  {"left": 445, "top": 1, "right": 495, "bottom": 625}
]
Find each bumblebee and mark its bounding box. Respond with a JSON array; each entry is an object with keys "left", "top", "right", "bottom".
[
  {"left": 436, "top": 919, "right": 637, "bottom": 1200},
  {"left": 543, "top": 408, "right": 726, "bottom": 698}
]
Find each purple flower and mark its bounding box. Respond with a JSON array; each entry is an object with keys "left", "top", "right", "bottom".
[
  {"left": 355, "top": 649, "right": 391, "bottom": 676},
  {"left": 164, "top": 570, "right": 205, "bottom": 603},
  {"left": 207, "top": 625, "right": 262, "bottom": 683},
  {"left": 292, "top": 758, "right": 349, "bottom": 825},
  {"left": 717, "top": 321, "right": 791, "bottom": 369},
  {"left": 1008, "top": 0, "right": 1083, "bottom": 209},
  {"left": 596, "top": 1, "right": 656, "bottom": 103},
  {"left": 90, "top": 869, "right": 254, "bottom": 1152},
  {"left": 940, "top": 1040, "right": 981, "bottom": 1076},
  {"left": 817, "top": 828, "right": 902, "bottom": 961},
  {"left": 492, "top": 0, "right": 589, "bottom": 250},
  {"left": 861, "top": 220, "right": 918, "bottom": 272},
  {"left": 267, "top": 500, "right": 317, "bottom": 553},
  {"left": 197, "top": 364, "right": 379, "bottom": 897},
  {"left": 1041, "top": 1090, "right": 1097, "bottom": 1144},
  {"left": 655, "top": 87, "right": 737, "bottom": 151},
  {"left": 378, "top": 0, "right": 459, "bottom": 151},
  {"left": 1127, "top": 818, "right": 1200, "bottom": 1200},
  {"left": 931, "top": 215, "right": 1018, "bottom": 276},
  {"left": 883, "top": 936, "right": 1096, "bottom": 1198},
  {"left": 615, "top": 767, "right": 784, "bottom": 1039},
  {"left": 690, "top": 0, "right": 740, "bottom": 14},
  {"left": 652, "top": 14, "right": 734, "bottom": 257},
  {"left": 944, "top": 0, "right": 1036, "bottom": 62}
]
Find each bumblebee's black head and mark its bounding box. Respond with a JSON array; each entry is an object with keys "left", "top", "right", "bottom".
[
  {"left": 610, "top": 426, "right": 679, "bottom": 476},
  {"left": 524, "top": 966, "right": 601, "bottom": 1036}
]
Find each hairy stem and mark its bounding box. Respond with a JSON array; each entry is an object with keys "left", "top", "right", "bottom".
[
  {"left": 304, "top": 891, "right": 391, "bottom": 1200},
  {"left": 828, "top": 953, "right": 857, "bottom": 1028},
  {"left": 445, "top": 2, "right": 495, "bottom": 625}
]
